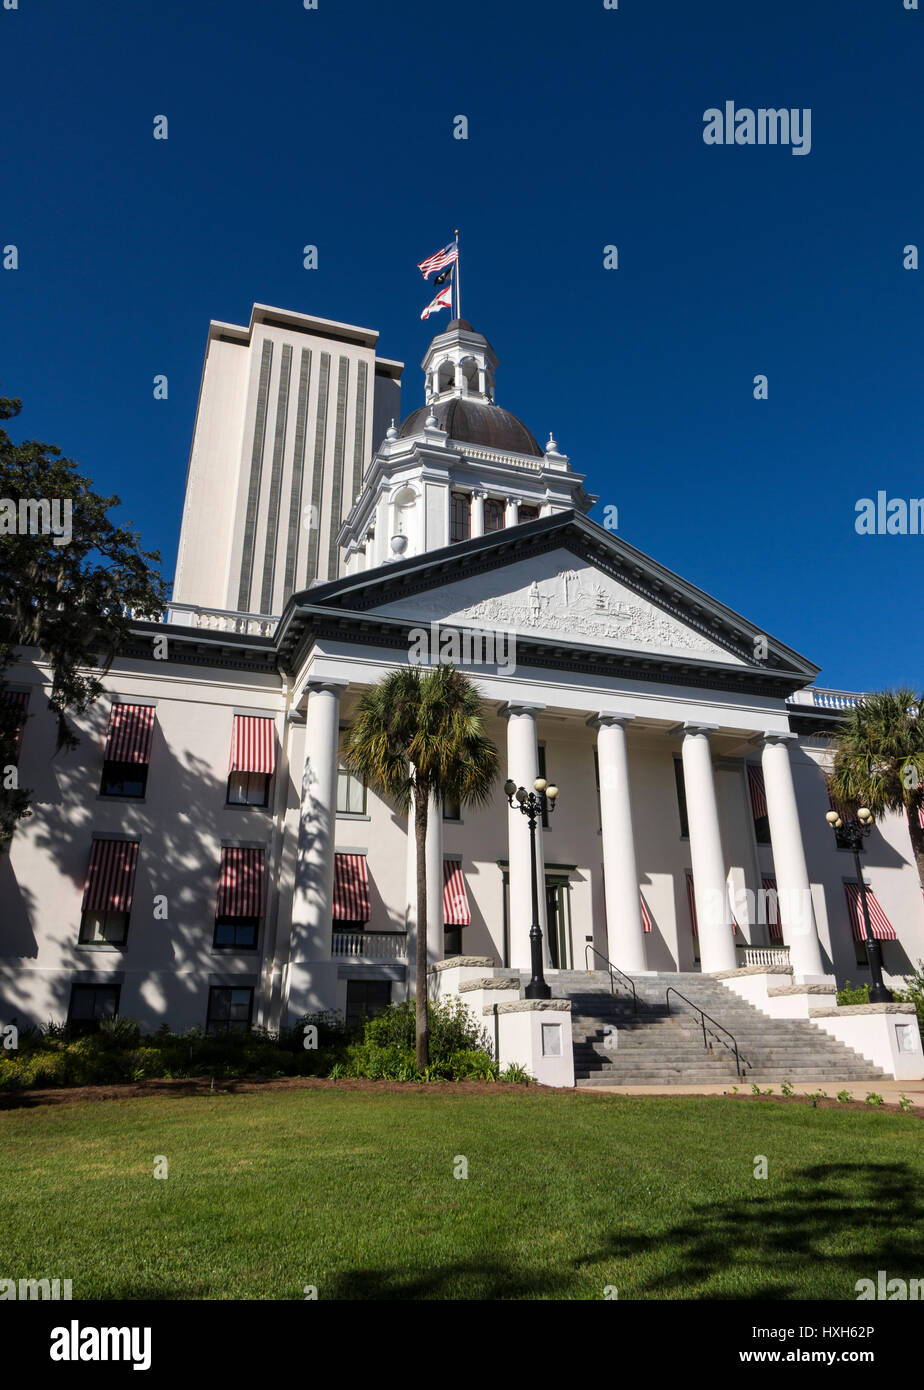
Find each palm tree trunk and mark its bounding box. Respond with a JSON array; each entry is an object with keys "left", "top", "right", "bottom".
[
  {"left": 414, "top": 783, "right": 430, "bottom": 1070},
  {"left": 907, "top": 798, "right": 924, "bottom": 890}
]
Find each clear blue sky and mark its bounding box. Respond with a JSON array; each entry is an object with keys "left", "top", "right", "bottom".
[{"left": 3, "top": 0, "right": 922, "bottom": 692}]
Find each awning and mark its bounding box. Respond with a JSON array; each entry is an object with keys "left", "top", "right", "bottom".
[
  {"left": 761, "top": 876, "right": 784, "bottom": 943},
  {"left": 229, "top": 715, "right": 276, "bottom": 775},
  {"left": 216, "top": 847, "right": 266, "bottom": 917},
  {"left": 105, "top": 703, "right": 155, "bottom": 765},
  {"left": 82, "top": 839, "right": 139, "bottom": 914},
  {"left": 844, "top": 882, "right": 897, "bottom": 941},
  {"left": 639, "top": 894, "right": 652, "bottom": 934},
  {"left": 747, "top": 764, "right": 768, "bottom": 820},
  {"left": 3, "top": 689, "right": 30, "bottom": 758},
  {"left": 443, "top": 860, "right": 471, "bottom": 926},
  {"left": 333, "top": 853, "right": 370, "bottom": 922}
]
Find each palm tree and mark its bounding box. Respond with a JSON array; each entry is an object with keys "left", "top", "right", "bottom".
[
  {"left": 827, "top": 688, "right": 924, "bottom": 887},
  {"left": 342, "top": 664, "right": 498, "bottom": 1068}
]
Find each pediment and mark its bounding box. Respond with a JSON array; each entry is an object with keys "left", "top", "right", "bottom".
[{"left": 369, "top": 548, "right": 746, "bottom": 664}]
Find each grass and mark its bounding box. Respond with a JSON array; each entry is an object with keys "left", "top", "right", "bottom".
[{"left": 1, "top": 1087, "right": 922, "bottom": 1299}]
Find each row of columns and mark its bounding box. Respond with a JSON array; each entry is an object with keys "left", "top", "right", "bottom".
[{"left": 288, "top": 682, "right": 827, "bottom": 1013}]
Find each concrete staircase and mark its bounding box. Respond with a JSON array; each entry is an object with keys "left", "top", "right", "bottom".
[{"left": 535, "top": 969, "right": 887, "bottom": 1088}]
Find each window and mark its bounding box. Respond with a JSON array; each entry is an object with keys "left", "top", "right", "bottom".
[
  {"left": 674, "top": 759, "right": 689, "bottom": 838},
  {"left": 538, "top": 744, "right": 549, "bottom": 828},
  {"left": 345, "top": 979, "right": 391, "bottom": 1028},
  {"left": 443, "top": 794, "right": 461, "bottom": 821},
  {"left": 518, "top": 504, "right": 540, "bottom": 523},
  {"left": 445, "top": 925, "right": 463, "bottom": 956},
  {"left": 79, "top": 909, "right": 128, "bottom": 946},
  {"left": 227, "top": 771, "right": 270, "bottom": 806},
  {"left": 68, "top": 983, "right": 120, "bottom": 1032},
  {"left": 450, "top": 492, "right": 471, "bottom": 543},
  {"left": 484, "top": 498, "right": 505, "bottom": 533},
  {"left": 99, "top": 703, "right": 154, "bottom": 799},
  {"left": 747, "top": 765, "right": 771, "bottom": 845},
  {"left": 214, "top": 917, "right": 260, "bottom": 950},
  {"left": 206, "top": 986, "right": 254, "bottom": 1034},
  {"left": 337, "top": 764, "right": 367, "bottom": 815}
]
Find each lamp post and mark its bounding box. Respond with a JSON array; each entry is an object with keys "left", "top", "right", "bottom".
[
  {"left": 825, "top": 806, "right": 894, "bottom": 1003},
  {"left": 504, "top": 775, "right": 559, "bottom": 999}
]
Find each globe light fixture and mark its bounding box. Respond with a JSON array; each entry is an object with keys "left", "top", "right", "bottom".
[
  {"left": 504, "top": 774, "right": 560, "bottom": 1000},
  {"left": 823, "top": 805, "right": 893, "bottom": 1003}
]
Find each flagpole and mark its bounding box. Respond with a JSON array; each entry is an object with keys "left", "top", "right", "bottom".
[{"left": 454, "top": 228, "right": 461, "bottom": 320}]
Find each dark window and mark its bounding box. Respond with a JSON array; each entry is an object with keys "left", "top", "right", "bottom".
[
  {"left": 68, "top": 984, "right": 120, "bottom": 1032},
  {"left": 538, "top": 744, "right": 549, "bottom": 829},
  {"left": 753, "top": 812, "right": 771, "bottom": 845},
  {"left": 518, "top": 504, "right": 540, "bottom": 523},
  {"left": 227, "top": 771, "right": 270, "bottom": 806},
  {"left": 79, "top": 909, "right": 129, "bottom": 946},
  {"left": 484, "top": 498, "right": 505, "bottom": 532},
  {"left": 443, "top": 795, "right": 461, "bottom": 821},
  {"left": 100, "top": 761, "right": 148, "bottom": 799},
  {"left": 444, "top": 926, "right": 463, "bottom": 956},
  {"left": 674, "top": 759, "right": 689, "bottom": 838},
  {"left": 206, "top": 986, "right": 254, "bottom": 1034},
  {"left": 748, "top": 767, "right": 772, "bottom": 845},
  {"left": 345, "top": 979, "right": 391, "bottom": 1028},
  {"left": 450, "top": 492, "right": 471, "bottom": 543},
  {"left": 214, "top": 917, "right": 260, "bottom": 950}
]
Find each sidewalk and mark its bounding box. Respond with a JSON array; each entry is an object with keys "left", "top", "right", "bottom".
[{"left": 575, "top": 1078, "right": 924, "bottom": 1106}]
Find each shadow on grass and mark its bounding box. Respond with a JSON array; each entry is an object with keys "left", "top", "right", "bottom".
[{"left": 575, "top": 1162, "right": 923, "bottom": 1299}]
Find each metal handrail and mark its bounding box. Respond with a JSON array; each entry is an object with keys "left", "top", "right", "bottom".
[
  {"left": 665, "top": 987, "right": 746, "bottom": 1077},
  {"left": 584, "top": 944, "right": 638, "bottom": 1013}
]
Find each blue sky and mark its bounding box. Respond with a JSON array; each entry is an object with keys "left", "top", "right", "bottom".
[{"left": 2, "top": 0, "right": 922, "bottom": 692}]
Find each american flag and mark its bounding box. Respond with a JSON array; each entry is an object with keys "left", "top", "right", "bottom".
[{"left": 417, "top": 241, "right": 458, "bottom": 279}]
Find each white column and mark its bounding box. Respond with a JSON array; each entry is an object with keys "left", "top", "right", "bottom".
[
  {"left": 471, "top": 491, "right": 485, "bottom": 538},
  {"left": 761, "top": 732, "right": 827, "bottom": 979},
  {"left": 505, "top": 496, "right": 520, "bottom": 528},
  {"left": 405, "top": 786, "right": 444, "bottom": 995},
  {"left": 681, "top": 723, "right": 736, "bottom": 973},
  {"left": 503, "top": 704, "right": 549, "bottom": 970},
  {"left": 595, "top": 714, "right": 647, "bottom": 972},
  {"left": 287, "top": 680, "right": 345, "bottom": 1019}
]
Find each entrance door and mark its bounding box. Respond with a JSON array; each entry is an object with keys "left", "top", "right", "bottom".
[{"left": 545, "top": 878, "right": 572, "bottom": 970}]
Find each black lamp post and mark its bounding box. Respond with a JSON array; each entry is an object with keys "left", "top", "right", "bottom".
[
  {"left": 825, "top": 806, "right": 894, "bottom": 1003},
  {"left": 504, "top": 775, "right": 559, "bottom": 999}
]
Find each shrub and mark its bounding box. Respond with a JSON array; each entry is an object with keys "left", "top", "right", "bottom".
[
  {"left": 361, "top": 996, "right": 492, "bottom": 1063},
  {"left": 98, "top": 1015, "right": 141, "bottom": 1047},
  {"left": 836, "top": 980, "right": 869, "bottom": 1007}
]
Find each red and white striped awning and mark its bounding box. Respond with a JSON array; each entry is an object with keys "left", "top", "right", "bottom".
[
  {"left": 3, "top": 689, "right": 30, "bottom": 758},
  {"left": 639, "top": 894, "right": 652, "bottom": 934},
  {"left": 105, "top": 703, "right": 155, "bottom": 765},
  {"left": 747, "top": 764, "right": 768, "bottom": 820},
  {"left": 333, "top": 853, "right": 370, "bottom": 922},
  {"left": 216, "top": 847, "right": 266, "bottom": 918},
  {"left": 685, "top": 871, "right": 698, "bottom": 938},
  {"left": 443, "top": 860, "right": 471, "bottom": 926},
  {"left": 82, "top": 839, "right": 139, "bottom": 914},
  {"left": 229, "top": 715, "right": 276, "bottom": 775},
  {"left": 761, "top": 876, "right": 784, "bottom": 942},
  {"left": 844, "top": 882, "right": 897, "bottom": 941}
]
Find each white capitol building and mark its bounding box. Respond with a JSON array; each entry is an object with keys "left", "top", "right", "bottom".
[{"left": 3, "top": 303, "right": 922, "bottom": 1082}]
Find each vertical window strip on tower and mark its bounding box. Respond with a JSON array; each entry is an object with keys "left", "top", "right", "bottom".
[
  {"left": 326, "top": 356, "right": 350, "bottom": 581},
  {"left": 237, "top": 339, "right": 274, "bottom": 612},
  {"left": 259, "top": 343, "right": 292, "bottom": 616},
  {"left": 305, "top": 352, "right": 330, "bottom": 581},
  {"left": 350, "top": 359, "right": 368, "bottom": 503},
  {"left": 282, "top": 349, "right": 312, "bottom": 601}
]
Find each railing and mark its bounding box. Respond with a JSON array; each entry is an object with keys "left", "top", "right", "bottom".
[
  {"left": 665, "top": 987, "right": 747, "bottom": 1077},
  {"left": 332, "top": 931, "right": 407, "bottom": 960},
  {"left": 736, "top": 945, "right": 790, "bottom": 968},
  {"left": 788, "top": 687, "right": 865, "bottom": 710},
  {"left": 164, "top": 602, "right": 279, "bottom": 637},
  {"left": 584, "top": 944, "right": 638, "bottom": 1013}
]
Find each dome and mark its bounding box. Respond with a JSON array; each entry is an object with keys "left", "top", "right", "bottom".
[{"left": 397, "top": 396, "right": 543, "bottom": 458}]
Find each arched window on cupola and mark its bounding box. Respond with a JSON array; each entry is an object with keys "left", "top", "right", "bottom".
[
  {"left": 437, "top": 360, "right": 455, "bottom": 394},
  {"left": 460, "top": 357, "right": 478, "bottom": 394}
]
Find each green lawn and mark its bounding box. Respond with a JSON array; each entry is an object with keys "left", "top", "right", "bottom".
[{"left": 2, "top": 1087, "right": 921, "bottom": 1299}]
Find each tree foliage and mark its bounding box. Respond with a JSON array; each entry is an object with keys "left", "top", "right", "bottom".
[{"left": 0, "top": 392, "right": 169, "bottom": 844}]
